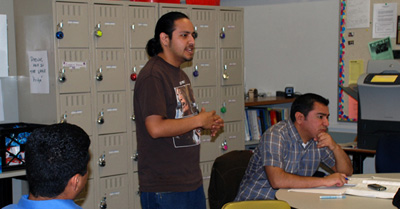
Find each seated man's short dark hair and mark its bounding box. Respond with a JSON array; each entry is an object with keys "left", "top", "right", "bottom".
[
  {"left": 290, "top": 93, "right": 329, "bottom": 122},
  {"left": 25, "top": 123, "right": 91, "bottom": 198}
]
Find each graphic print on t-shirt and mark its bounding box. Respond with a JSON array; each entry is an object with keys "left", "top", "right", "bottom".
[{"left": 173, "top": 83, "right": 201, "bottom": 148}]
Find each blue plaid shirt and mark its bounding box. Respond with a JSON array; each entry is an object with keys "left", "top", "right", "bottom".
[{"left": 235, "top": 120, "right": 335, "bottom": 201}]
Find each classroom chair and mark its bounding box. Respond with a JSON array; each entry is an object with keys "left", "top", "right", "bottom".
[
  {"left": 375, "top": 134, "right": 400, "bottom": 173},
  {"left": 221, "top": 200, "right": 291, "bottom": 209},
  {"left": 208, "top": 150, "right": 253, "bottom": 209}
]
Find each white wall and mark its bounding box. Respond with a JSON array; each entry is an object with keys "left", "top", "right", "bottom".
[
  {"left": 0, "top": 0, "right": 19, "bottom": 123},
  {"left": 221, "top": 0, "right": 357, "bottom": 133}
]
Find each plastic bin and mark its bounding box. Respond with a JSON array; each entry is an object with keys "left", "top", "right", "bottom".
[
  {"left": 0, "top": 123, "right": 46, "bottom": 172},
  {"left": 131, "top": 0, "right": 181, "bottom": 3},
  {"left": 186, "top": 0, "right": 220, "bottom": 6}
]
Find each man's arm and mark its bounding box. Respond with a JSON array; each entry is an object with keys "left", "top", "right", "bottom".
[
  {"left": 265, "top": 166, "right": 348, "bottom": 189},
  {"left": 145, "top": 107, "right": 224, "bottom": 138},
  {"left": 314, "top": 132, "right": 353, "bottom": 176}
]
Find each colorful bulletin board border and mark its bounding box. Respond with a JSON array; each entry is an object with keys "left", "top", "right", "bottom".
[{"left": 338, "top": 0, "right": 356, "bottom": 122}]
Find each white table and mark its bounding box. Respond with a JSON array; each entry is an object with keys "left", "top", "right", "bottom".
[{"left": 275, "top": 173, "right": 400, "bottom": 209}]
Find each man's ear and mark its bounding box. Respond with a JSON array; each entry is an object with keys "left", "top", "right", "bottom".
[
  {"left": 295, "top": 112, "right": 305, "bottom": 124},
  {"left": 159, "top": 32, "right": 169, "bottom": 47},
  {"left": 69, "top": 174, "right": 81, "bottom": 192}
]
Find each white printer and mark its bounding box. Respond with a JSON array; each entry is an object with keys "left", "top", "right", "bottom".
[{"left": 357, "top": 60, "right": 400, "bottom": 150}]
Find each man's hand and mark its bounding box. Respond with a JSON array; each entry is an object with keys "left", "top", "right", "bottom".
[
  {"left": 323, "top": 173, "right": 348, "bottom": 187},
  {"left": 198, "top": 107, "right": 224, "bottom": 136},
  {"left": 314, "top": 132, "right": 338, "bottom": 151}
]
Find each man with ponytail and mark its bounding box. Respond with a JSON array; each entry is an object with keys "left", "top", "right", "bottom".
[{"left": 134, "top": 12, "right": 224, "bottom": 209}]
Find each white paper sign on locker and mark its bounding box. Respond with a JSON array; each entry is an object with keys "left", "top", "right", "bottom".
[{"left": 28, "top": 51, "right": 49, "bottom": 94}]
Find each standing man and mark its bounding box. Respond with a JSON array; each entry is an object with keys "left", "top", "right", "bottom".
[
  {"left": 235, "top": 93, "right": 353, "bottom": 201},
  {"left": 134, "top": 12, "right": 224, "bottom": 209},
  {"left": 2, "top": 123, "right": 91, "bottom": 209}
]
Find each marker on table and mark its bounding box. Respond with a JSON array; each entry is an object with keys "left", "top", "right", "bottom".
[{"left": 320, "top": 195, "right": 346, "bottom": 199}]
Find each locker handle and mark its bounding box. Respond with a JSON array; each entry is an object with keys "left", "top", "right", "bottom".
[
  {"left": 131, "top": 114, "right": 135, "bottom": 121},
  {"left": 94, "top": 23, "right": 103, "bottom": 37},
  {"left": 132, "top": 152, "right": 138, "bottom": 161},
  {"left": 130, "top": 67, "right": 137, "bottom": 81},
  {"left": 59, "top": 114, "right": 67, "bottom": 123},
  {"left": 98, "top": 154, "right": 106, "bottom": 167},
  {"left": 220, "top": 27, "right": 226, "bottom": 39},
  {"left": 221, "top": 140, "right": 228, "bottom": 151},
  {"left": 96, "top": 68, "right": 103, "bottom": 81},
  {"left": 222, "top": 65, "right": 229, "bottom": 80},
  {"left": 220, "top": 102, "right": 227, "bottom": 114},
  {"left": 97, "top": 112, "right": 105, "bottom": 124},
  {"left": 58, "top": 69, "right": 66, "bottom": 83},
  {"left": 193, "top": 65, "right": 199, "bottom": 77},
  {"left": 131, "top": 24, "right": 135, "bottom": 30},
  {"left": 56, "top": 22, "right": 64, "bottom": 39},
  {"left": 99, "top": 197, "right": 107, "bottom": 209}
]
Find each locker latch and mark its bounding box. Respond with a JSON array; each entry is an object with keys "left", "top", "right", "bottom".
[
  {"left": 60, "top": 114, "right": 67, "bottom": 123},
  {"left": 132, "top": 152, "right": 139, "bottom": 162},
  {"left": 222, "top": 64, "right": 229, "bottom": 80},
  {"left": 193, "top": 65, "right": 199, "bottom": 77},
  {"left": 97, "top": 112, "right": 105, "bottom": 124},
  {"left": 94, "top": 23, "right": 103, "bottom": 37},
  {"left": 58, "top": 69, "right": 66, "bottom": 83},
  {"left": 220, "top": 102, "right": 227, "bottom": 114},
  {"left": 99, "top": 197, "right": 107, "bottom": 209},
  {"left": 130, "top": 67, "right": 137, "bottom": 81},
  {"left": 221, "top": 140, "right": 228, "bottom": 151},
  {"left": 220, "top": 27, "right": 226, "bottom": 39},
  {"left": 98, "top": 154, "right": 106, "bottom": 167},
  {"left": 56, "top": 21, "right": 64, "bottom": 39},
  {"left": 96, "top": 68, "right": 103, "bottom": 81}
]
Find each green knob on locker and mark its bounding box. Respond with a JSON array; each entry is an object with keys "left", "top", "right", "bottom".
[{"left": 220, "top": 106, "right": 226, "bottom": 113}]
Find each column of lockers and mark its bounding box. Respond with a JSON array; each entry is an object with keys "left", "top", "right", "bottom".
[
  {"left": 158, "top": 4, "right": 244, "bottom": 205},
  {"left": 125, "top": 2, "right": 158, "bottom": 209}
]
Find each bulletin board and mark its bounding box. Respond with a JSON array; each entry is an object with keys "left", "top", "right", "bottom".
[{"left": 338, "top": 0, "right": 400, "bottom": 122}]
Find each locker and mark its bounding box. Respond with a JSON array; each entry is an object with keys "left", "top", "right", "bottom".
[
  {"left": 96, "top": 91, "right": 127, "bottom": 135},
  {"left": 129, "top": 49, "right": 149, "bottom": 90},
  {"left": 220, "top": 48, "right": 243, "bottom": 86},
  {"left": 99, "top": 174, "right": 129, "bottom": 209},
  {"left": 93, "top": 4, "right": 125, "bottom": 48},
  {"left": 74, "top": 179, "right": 95, "bottom": 209},
  {"left": 221, "top": 121, "right": 244, "bottom": 151},
  {"left": 57, "top": 49, "right": 91, "bottom": 93},
  {"left": 159, "top": 5, "right": 190, "bottom": 17},
  {"left": 219, "top": 10, "right": 243, "bottom": 48},
  {"left": 55, "top": 2, "right": 89, "bottom": 48},
  {"left": 220, "top": 85, "right": 244, "bottom": 122},
  {"left": 98, "top": 133, "right": 128, "bottom": 177},
  {"left": 128, "top": 5, "right": 157, "bottom": 48},
  {"left": 193, "top": 87, "right": 217, "bottom": 112},
  {"left": 200, "top": 131, "right": 217, "bottom": 162},
  {"left": 94, "top": 49, "right": 126, "bottom": 92},
  {"left": 214, "top": 121, "right": 244, "bottom": 158},
  {"left": 184, "top": 48, "right": 217, "bottom": 87},
  {"left": 59, "top": 93, "right": 92, "bottom": 135},
  {"left": 191, "top": 8, "right": 217, "bottom": 48}
]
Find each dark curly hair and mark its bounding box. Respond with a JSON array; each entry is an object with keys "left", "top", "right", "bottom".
[{"left": 25, "top": 123, "right": 90, "bottom": 198}]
